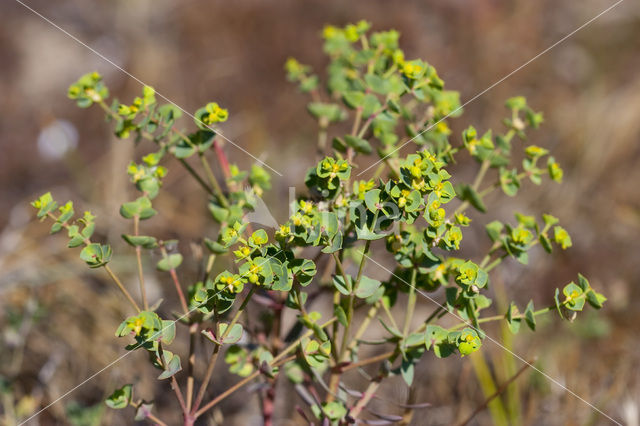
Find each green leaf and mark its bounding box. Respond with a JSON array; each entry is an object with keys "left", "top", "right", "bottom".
[
  {"left": 365, "top": 74, "right": 391, "bottom": 94},
  {"left": 121, "top": 234, "right": 158, "bottom": 249},
  {"left": 577, "top": 274, "right": 590, "bottom": 292},
  {"left": 362, "top": 93, "right": 382, "bottom": 118},
  {"left": 323, "top": 401, "right": 347, "bottom": 421},
  {"left": 291, "top": 258, "right": 317, "bottom": 286},
  {"left": 342, "top": 91, "right": 364, "bottom": 109},
  {"left": 80, "top": 243, "right": 112, "bottom": 268},
  {"left": 554, "top": 288, "right": 564, "bottom": 319},
  {"left": 586, "top": 291, "right": 607, "bottom": 309},
  {"left": 539, "top": 233, "right": 552, "bottom": 253},
  {"left": 400, "top": 358, "right": 415, "bottom": 386},
  {"left": 485, "top": 220, "right": 504, "bottom": 242},
  {"left": 458, "top": 184, "right": 487, "bottom": 213},
  {"left": 334, "top": 304, "right": 348, "bottom": 327},
  {"left": 425, "top": 325, "right": 455, "bottom": 358},
  {"left": 319, "top": 211, "right": 339, "bottom": 239},
  {"left": 172, "top": 140, "right": 196, "bottom": 159},
  {"left": 332, "top": 136, "right": 347, "bottom": 153},
  {"left": 157, "top": 351, "right": 182, "bottom": 380},
  {"left": 270, "top": 259, "right": 291, "bottom": 291},
  {"left": 344, "top": 135, "right": 372, "bottom": 154},
  {"left": 354, "top": 276, "right": 381, "bottom": 299},
  {"left": 378, "top": 318, "right": 403, "bottom": 339},
  {"left": 161, "top": 320, "right": 176, "bottom": 345},
  {"left": 364, "top": 189, "right": 381, "bottom": 213},
  {"left": 120, "top": 197, "right": 157, "bottom": 220},
  {"left": 156, "top": 253, "right": 183, "bottom": 271},
  {"left": 332, "top": 274, "right": 352, "bottom": 296},
  {"left": 404, "top": 332, "right": 425, "bottom": 348},
  {"left": 217, "top": 323, "right": 243, "bottom": 344},
  {"left": 500, "top": 168, "right": 520, "bottom": 196},
  {"left": 105, "top": 384, "right": 132, "bottom": 409},
  {"left": 506, "top": 303, "right": 521, "bottom": 334},
  {"left": 307, "top": 102, "right": 345, "bottom": 122},
  {"left": 524, "top": 300, "right": 536, "bottom": 331}
]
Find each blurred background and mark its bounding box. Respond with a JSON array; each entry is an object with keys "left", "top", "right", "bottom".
[{"left": 1, "top": 0, "right": 639, "bottom": 425}]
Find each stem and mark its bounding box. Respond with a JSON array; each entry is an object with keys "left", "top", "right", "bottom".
[
  {"left": 191, "top": 346, "right": 220, "bottom": 414},
  {"left": 212, "top": 139, "right": 231, "bottom": 180},
  {"left": 468, "top": 352, "right": 508, "bottom": 426},
  {"left": 448, "top": 306, "right": 553, "bottom": 331},
  {"left": 133, "top": 216, "right": 148, "bottom": 310},
  {"left": 186, "top": 322, "right": 198, "bottom": 411},
  {"left": 351, "top": 107, "right": 363, "bottom": 136},
  {"left": 424, "top": 306, "right": 444, "bottom": 325},
  {"left": 171, "top": 375, "right": 188, "bottom": 418},
  {"left": 340, "top": 241, "right": 371, "bottom": 357},
  {"left": 104, "top": 265, "right": 141, "bottom": 313},
  {"left": 349, "top": 378, "right": 382, "bottom": 420},
  {"left": 347, "top": 302, "right": 379, "bottom": 355},
  {"left": 402, "top": 267, "right": 418, "bottom": 336},
  {"left": 317, "top": 117, "right": 329, "bottom": 161},
  {"left": 339, "top": 350, "right": 395, "bottom": 373},
  {"left": 472, "top": 159, "right": 491, "bottom": 191},
  {"left": 179, "top": 158, "right": 215, "bottom": 197},
  {"left": 146, "top": 412, "right": 168, "bottom": 426},
  {"left": 191, "top": 287, "right": 256, "bottom": 413},
  {"left": 194, "top": 317, "right": 337, "bottom": 419},
  {"left": 381, "top": 298, "right": 400, "bottom": 331},
  {"left": 451, "top": 158, "right": 491, "bottom": 218},
  {"left": 457, "top": 359, "right": 534, "bottom": 426},
  {"left": 484, "top": 254, "right": 508, "bottom": 273},
  {"left": 194, "top": 355, "right": 296, "bottom": 419},
  {"left": 199, "top": 153, "right": 229, "bottom": 208},
  {"left": 169, "top": 268, "right": 190, "bottom": 314}
]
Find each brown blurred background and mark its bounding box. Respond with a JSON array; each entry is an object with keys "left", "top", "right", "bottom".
[{"left": 1, "top": 0, "right": 639, "bottom": 425}]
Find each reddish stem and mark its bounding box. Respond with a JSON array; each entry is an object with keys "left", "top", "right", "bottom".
[
  {"left": 213, "top": 139, "right": 231, "bottom": 179},
  {"left": 169, "top": 268, "right": 189, "bottom": 315}
]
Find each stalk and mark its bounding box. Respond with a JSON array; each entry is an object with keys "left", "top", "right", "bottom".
[
  {"left": 191, "top": 287, "right": 256, "bottom": 413},
  {"left": 133, "top": 216, "right": 148, "bottom": 310}
]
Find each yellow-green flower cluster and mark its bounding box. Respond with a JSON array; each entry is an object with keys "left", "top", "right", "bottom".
[
  {"left": 215, "top": 271, "right": 246, "bottom": 294},
  {"left": 201, "top": 102, "right": 229, "bottom": 126}
]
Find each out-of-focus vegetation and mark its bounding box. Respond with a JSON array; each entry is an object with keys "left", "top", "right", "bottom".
[{"left": 1, "top": 1, "right": 639, "bottom": 425}]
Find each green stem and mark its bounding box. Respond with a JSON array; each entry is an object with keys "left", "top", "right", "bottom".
[
  {"left": 317, "top": 118, "right": 328, "bottom": 160},
  {"left": 199, "top": 153, "right": 229, "bottom": 208},
  {"left": 339, "top": 241, "right": 371, "bottom": 359},
  {"left": 133, "top": 216, "right": 148, "bottom": 310},
  {"left": 381, "top": 298, "right": 400, "bottom": 331},
  {"left": 402, "top": 268, "right": 418, "bottom": 336},
  {"left": 104, "top": 265, "right": 141, "bottom": 313},
  {"left": 179, "top": 158, "right": 215, "bottom": 197},
  {"left": 484, "top": 253, "right": 508, "bottom": 273},
  {"left": 159, "top": 246, "right": 189, "bottom": 315},
  {"left": 347, "top": 301, "right": 379, "bottom": 355},
  {"left": 448, "top": 306, "right": 553, "bottom": 331}
]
